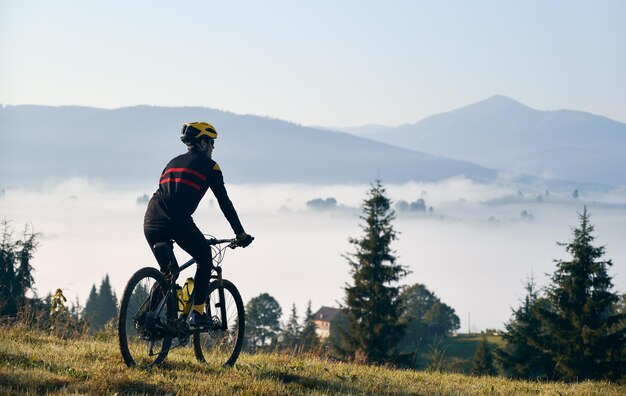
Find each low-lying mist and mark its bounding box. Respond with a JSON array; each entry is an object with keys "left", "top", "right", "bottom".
[{"left": 2, "top": 177, "right": 625, "bottom": 331}]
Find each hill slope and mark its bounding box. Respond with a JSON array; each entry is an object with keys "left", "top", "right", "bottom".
[
  {"left": 1, "top": 328, "right": 623, "bottom": 395},
  {"left": 0, "top": 105, "right": 495, "bottom": 187}
]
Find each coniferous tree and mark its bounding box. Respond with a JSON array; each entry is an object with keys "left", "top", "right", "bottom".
[
  {"left": 0, "top": 219, "right": 18, "bottom": 316},
  {"left": 535, "top": 207, "right": 626, "bottom": 380},
  {"left": 300, "top": 300, "right": 319, "bottom": 351},
  {"left": 93, "top": 274, "right": 118, "bottom": 330},
  {"left": 496, "top": 277, "right": 554, "bottom": 379},
  {"left": 0, "top": 219, "right": 39, "bottom": 316},
  {"left": 280, "top": 303, "right": 301, "bottom": 350},
  {"left": 83, "top": 284, "right": 99, "bottom": 323},
  {"left": 616, "top": 293, "right": 626, "bottom": 315},
  {"left": 339, "top": 180, "right": 408, "bottom": 364},
  {"left": 15, "top": 224, "right": 39, "bottom": 308},
  {"left": 472, "top": 337, "right": 496, "bottom": 376},
  {"left": 70, "top": 296, "right": 82, "bottom": 320}
]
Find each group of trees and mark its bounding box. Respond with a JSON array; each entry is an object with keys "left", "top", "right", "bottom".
[
  {"left": 306, "top": 197, "right": 338, "bottom": 210},
  {"left": 83, "top": 275, "right": 118, "bottom": 330},
  {"left": 244, "top": 293, "right": 318, "bottom": 352},
  {"left": 0, "top": 217, "right": 116, "bottom": 333},
  {"left": 395, "top": 198, "right": 434, "bottom": 213},
  {"left": 0, "top": 219, "right": 38, "bottom": 317},
  {"left": 497, "top": 208, "right": 626, "bottom": 381},
  {"left": 398, "top": 284, "right": 460, "bottom": 351},
  {"left": 336, "top": 182, "right": 625, "bottom": 382}
]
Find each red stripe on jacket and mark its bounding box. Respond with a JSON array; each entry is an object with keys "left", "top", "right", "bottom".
[
  {"left": 162, "top": 167, "right": 207, "bottom": 181},
  {"left": 159, "top": 177, "right": 201, "bottom": 191}
]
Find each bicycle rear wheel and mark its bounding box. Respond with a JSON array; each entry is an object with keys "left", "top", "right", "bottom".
[
  {"left": 118, "top": 267, "right": 175, "bottom": 368},
  {"left": 193, "top": 279, "right": 245, "bottom": 367}
]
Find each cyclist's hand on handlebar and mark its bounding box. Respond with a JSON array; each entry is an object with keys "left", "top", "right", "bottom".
[{"left": 235, "top": 232, "right": 254, "bottom": 248}]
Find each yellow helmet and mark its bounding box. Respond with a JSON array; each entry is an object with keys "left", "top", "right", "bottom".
[{"left": 180, "top": 122, "right": 218, "bottom": 145}]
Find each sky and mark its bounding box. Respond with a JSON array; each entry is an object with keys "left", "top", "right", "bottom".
[{"left": 1, "top": 1, "right": 625, "bottom": 126}]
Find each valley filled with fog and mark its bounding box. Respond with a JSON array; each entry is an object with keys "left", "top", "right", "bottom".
[{"left": 2, "top": 177, "right": 625, "bottom": 332}]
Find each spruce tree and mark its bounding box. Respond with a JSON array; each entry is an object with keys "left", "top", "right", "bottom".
[
  {"left": 83, "top": 284, "right": 99, "bottom": 324},
  {"left": 300, "top": 300, "right": 319, "bottom": 351},
  {"left": 496, "top": 277, "right": 554, "bottom": 379},
  {"left": 536, "top": 207, "right": 626, "bottom": 380},
  {"left": 0, "top": 219, "right": 18, "bottom": 316},
  {"left": 472, "top": 337, "right": 496, "bottom": 376},
  {"left": 281, "top": 303, "right": 301, "bottom": 350},
  {"left": 15, "top": 224, "right": 39, "bottom": 307},
  {"left": 93, "top": 274, "right": 118, "bottom": 330},
  {"left": 340, "top": 180, "right": 407, "bottom": 363},
  {"left": 0, "top": 220, "right": 39, "bottom": 316}
]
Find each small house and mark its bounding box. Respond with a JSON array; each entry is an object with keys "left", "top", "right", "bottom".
[{"left": 312, "top": 306, "right": 342, "bottom": 339}]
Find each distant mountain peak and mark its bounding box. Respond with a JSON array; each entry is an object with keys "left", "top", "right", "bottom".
[
  {"left": 483, "top": 94, "right": 522, "bottom": 104},
  {"left": 465, "top": 95, "right": 533, "bottom": 112}
]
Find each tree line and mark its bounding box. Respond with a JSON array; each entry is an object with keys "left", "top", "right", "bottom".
[
  {"left": 336, "top": 181, "right": 625, "bottom": 381},
  {"left": 3, "top": 181, "right": 625, "bottom": 382}
]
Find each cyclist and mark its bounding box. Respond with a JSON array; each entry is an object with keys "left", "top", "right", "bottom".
[{"left": 143, "top": 121, "right": 254, "bottom": 327}]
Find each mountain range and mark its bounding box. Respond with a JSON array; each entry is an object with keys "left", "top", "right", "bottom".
[
  {"left": 1, "top": 96, "right": 624, "bottom": 188},
  {"left": 0, "top": 105, "right": 494, "bottom": 187},
  {"left": 329, "top": 95, "right": 626, "bottom": 186}
]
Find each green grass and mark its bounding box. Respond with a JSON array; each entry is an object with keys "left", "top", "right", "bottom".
[
  {"left": 403, "top": 333, "right": 506, "bottom": 372},
  {"left": 0, "top": 327, "right": 623, "bottom": 395},
  {"left": 443, "top": 334, "right": 506, "bottom": 360}
]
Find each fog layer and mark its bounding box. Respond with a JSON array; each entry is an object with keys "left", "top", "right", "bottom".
[{"left": 2, "top": 178, "right": 625, "bottom": 331}]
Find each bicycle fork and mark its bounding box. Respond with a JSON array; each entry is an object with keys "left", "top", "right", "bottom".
[{"left": 210, "top": 266, "right": 228, "bottom": 331}]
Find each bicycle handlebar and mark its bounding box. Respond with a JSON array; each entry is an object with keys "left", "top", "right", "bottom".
[
  {"left": 207, "top": 238, "right": 233, "bottom": 245},
  {"left": 206, "top": 237, "right": 237, "bottom": 249}
]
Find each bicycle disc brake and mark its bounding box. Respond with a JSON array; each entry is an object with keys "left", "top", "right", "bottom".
[{"left": 176, "top": 319, "right": 190, "bottom": 347}]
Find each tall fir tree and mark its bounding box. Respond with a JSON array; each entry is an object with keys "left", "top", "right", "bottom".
[
  {"left": 535, "top": 207, "right": 626, "bottom": 380},
  {"left": 496, "top": 276, "right": 554, "bottom": 379},
  {"left": 339, "top": 180, "right": 408, "bottom": 364},
  {"left": 300, "top": 300, "right": 319, "bottom": 351}
]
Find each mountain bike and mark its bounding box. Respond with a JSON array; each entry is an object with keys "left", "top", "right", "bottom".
[{"left": 118, "top": 237, "right": 245, "bottom": 368}]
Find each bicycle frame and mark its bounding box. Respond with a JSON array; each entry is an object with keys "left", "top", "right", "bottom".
[{"left": 163, "top": 238, "right": 232, "bottom": 331}]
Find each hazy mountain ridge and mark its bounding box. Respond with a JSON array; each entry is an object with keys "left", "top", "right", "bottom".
[
  {"left": 357, "top": 96, "right": 626, "bottom": 186},
  {"left": 0, "top": 105, "right": 496, "bottom": 187}
]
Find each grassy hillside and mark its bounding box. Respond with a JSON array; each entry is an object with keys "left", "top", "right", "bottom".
[
  {"left": 400, "top": 333, "right": 506, "bottom": 372},
  {"left": 1, "top": 327, "right": 623, "bottom": 395}
]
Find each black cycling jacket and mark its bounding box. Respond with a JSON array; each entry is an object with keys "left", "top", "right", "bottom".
[{"left": 143, "top": 150, "right": 244, "bottom": 235}]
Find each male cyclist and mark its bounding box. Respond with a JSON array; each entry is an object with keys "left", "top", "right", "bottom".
[{"left": 144, "top": 121, "right": 253, "bottom": 327}]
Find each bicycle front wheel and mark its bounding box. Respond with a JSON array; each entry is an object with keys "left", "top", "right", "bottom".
[
  {"left": 193, "top": 279, "right": 245, "bottom": 367},
  {"left": 118, "top": 267, "right": 175, "bottom": 368}
]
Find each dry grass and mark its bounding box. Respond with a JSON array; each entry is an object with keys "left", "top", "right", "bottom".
[{"left": 0, "top": 327, "right": 623, "bottom": 395}]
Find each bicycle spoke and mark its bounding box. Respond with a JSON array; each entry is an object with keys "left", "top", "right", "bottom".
[
  {"left": 118, "top": 268, "right": 174, "bottom": 368},
  {"left": 193, "top": 280, "right": 244, "bottom": 366}
]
